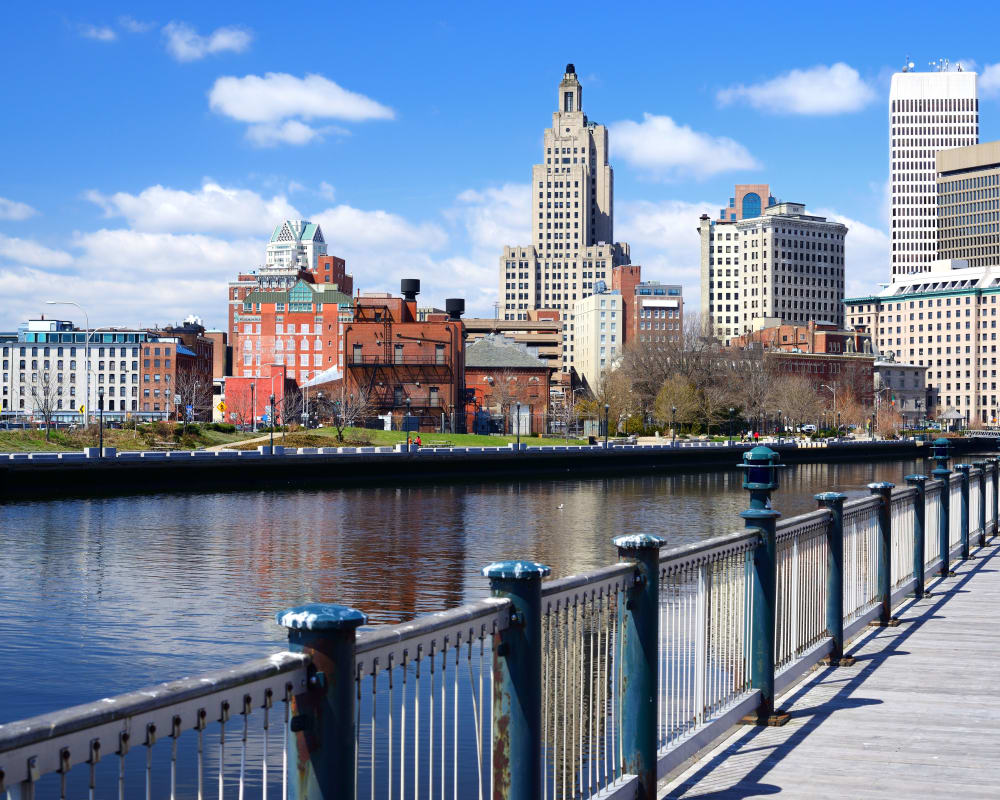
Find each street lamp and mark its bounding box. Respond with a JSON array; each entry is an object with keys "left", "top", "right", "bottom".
[
  {"left": 251, "top": 382, "right": 256, "bottom": 433},
  {"left": 515, "top": 401, "right": 521, "bottom": 449},
  {"left": 728, "top": 407, "right": 735, "bottom": 446},
  {"left": 604, "top": 403, "right": 610, "bottom": 447},
  {"left": 406, "top": 397, "right": 412, "bottom": 448},
  {"left": 265, "top": 363, "right": 288, "bottom": 444},
  {"left": 671, "top": 405, "right": 677, "bottom": 445},
  {"left": 46, "top": 300, "right": 90, "bottom": 426},
  {"left": 98, "top": 386, "right": 104, "bottom": 456},
  {"left": 269, "top": 394, "right": 275, "bottom": 452},
  {"left": 777, "top": 409, "right": 782, "bottom": 439}
]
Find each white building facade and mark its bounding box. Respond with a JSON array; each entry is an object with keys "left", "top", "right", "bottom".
[
  {"left": 889, "top": 66, "right": 978, "bottom": 280},
  {"left": 266, "top": 220, "right": 328, "bottom": 271},
  {"left": 499, "top": 64, "right": 631, "bottom": 373},
  {"left": 699, "top": 198, "right": 847, "bottom": 345},
  {"left": 573, "top": 288, "right": 621, "bottom": 389}
]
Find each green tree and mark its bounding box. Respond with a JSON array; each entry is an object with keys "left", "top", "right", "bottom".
[{"left": 654, "top": 375, "right": 700, "bottom": 431}]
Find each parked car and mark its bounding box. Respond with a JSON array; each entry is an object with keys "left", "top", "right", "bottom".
[{"left": 799, "top": 424, "right": 818, "bottom": 434}]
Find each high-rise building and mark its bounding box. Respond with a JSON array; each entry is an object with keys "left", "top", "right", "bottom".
[
  {"left": 936, "top": 141, "right": 1000, "bottom": 267},
  {"left": 889, "top": 66, "right": 978, "bottom": 279},
  {"left": 499, "top": 64, "right": 632, "bottom": 373},
  {"left": 266, "top": 219, "right": 328, "bottom": 272},
  {"left": 699, "top": 192, "right": 847, "bottom": 345},
  {"left": 573, "top": 286, "right": 622, "bottom": 389}
]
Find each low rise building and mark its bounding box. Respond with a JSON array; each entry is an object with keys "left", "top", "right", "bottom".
[
  {"left": 465, "top": 334, "right": 552, "bottom": 434},
  {"left": 730, "top": 320, "right": 873, "bottom": 355},
  {"left": 464, "top": 310, "right": 562, "bottom": 372},
  {"left": 633, "top": 282, "right": 683, "bottom": 346},
  {"left": 875, "top": 359, "right": 929, "bottom": 427},
  {"left": 572, "top": 285, "right": 622, "bottom": 389}
]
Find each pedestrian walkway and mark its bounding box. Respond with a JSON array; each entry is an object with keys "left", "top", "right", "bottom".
[{"left": 660, "top": 541, "right": 1000, "bottom": 799}]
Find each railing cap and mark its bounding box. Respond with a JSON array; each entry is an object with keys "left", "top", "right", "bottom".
[
  {"left": 905, "top": 473, "right": 928, "bottom": 482},
  {"left": 814, "top": 491, "right": 847, "bottom": 502},
  {"left": 740, "top": 508, "right": 781, "bottom": 520},
  {"left": 955, "top": 463, "right": 972, "bottom": 471},
  {"left": 867, "top": 481, "right": 895, "bottom": 490},
  {"left": 972, "top": 460, "right": 987, "bottom": 467},
  {"left": 482, "top": 560, "right": 551, "bottom": 580},
  {"left": 612, "top": 533, "right": 666, "bottom": 551},
  {"left": 276, "top": 603, "right": 367, "bottom": 631}
]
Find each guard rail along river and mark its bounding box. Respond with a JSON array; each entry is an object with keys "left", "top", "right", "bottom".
[{"left": 0, "top": 439, "right": 995, "bottom": 799}]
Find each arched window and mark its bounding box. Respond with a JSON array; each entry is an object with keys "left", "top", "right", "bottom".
[{"left": 742, "top": 192, "right": 762, "bottom": 219}]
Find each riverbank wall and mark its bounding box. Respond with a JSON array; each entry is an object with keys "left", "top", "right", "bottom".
[{"left": 1, "top": 438, "right": 993, "bottom": 501}]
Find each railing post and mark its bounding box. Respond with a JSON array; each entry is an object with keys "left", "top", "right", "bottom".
[
  {"left": 973, "top": 461, "right": 987, "bottom": 548},
  {"left": 482, "top": 560, "right": 550, "bottom": 800},
  {"left": 613, "top": 534, "right": 665, "bottom": 800},
  {"left": 931, "top": 437, "right": 953, "bottom": 578},
  {"left": 990, "top": 456, "right": 1000, "bottom": 538},
  {"left": 956, "top": 464, "right": 971, "bottom": 560},
  {"left": 737, "top": 445, "right": 788, "bottom": 726},
  {"left": 905, "top": 474, "right": 928, "bottom": 599},
  {"left": 815, "top": 492, "right": 854, "bottom": 666},
  {"left": 277, "top": 603, "right": 367, "bottom": 800},
  {"left": 867, "top": 482, "right": 898, "bottom": 627}
]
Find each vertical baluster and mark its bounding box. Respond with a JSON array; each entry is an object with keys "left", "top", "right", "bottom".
[
  {"left": 261, "top": 693, "right": 270, "bottom": 800},
  {"left": 453, "top": 634, "right": 459, "bottom": 800},
  {"left": 170, "top": 717, "right": 180, "bottom": 800},
  {"left": 354, "top": 670, "right": 360, "bottom": 800},
  {"left": 542, "top": 610, "right": 549, "bottom": 800},
  {"left": 371, "top": 662, "right": 377, "bottom": 800},
  {"left": 118, "top": 730, "right": 129, "bottom": 800},
  {"left": 282, "top": 687, "right": 289, "bottom": 800},
  {"left": 145, "top": 722, "right": 156, "bottom": 800},
  {"left": 198, "top": 708, "right": 207, "bottom": 800},
  {"left": 577, "top": 599, "right": 584, "bottom": 798},
  {"left": 589, "top": 594, "right": 596, "bottom": 797},
  {"left": 695, "top": 563, "right": 708, "bottom": 727},
  {"left": 219, "top": 700, "right": 230, "bottom": 800},
  {"left": 562, "top": 603, "right": 568, "bottom": 798},
  {"left": 400, "top": 652, "right": 407, "bottom": 800},
  {"left": 429, "top": 642, "right": 435, "bottom": 800},
  {"left": 388, "top": 656, "right": 394, "bottom": 800},
  {"left": 415, "top": 647, "right": 421, "bottom": 800},
  {"left": 238, "top": 695, "right": 250, "bottom": 800},
  {"left": 88, "top": 738, "right": 101, "bottom": 800},
  {"left": 440, "top": 640, "right": 446, "bottom": 800}
]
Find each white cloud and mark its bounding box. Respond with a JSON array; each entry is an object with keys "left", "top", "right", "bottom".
[
  {"left": 610, "top": 114, "right": 760, "bottom": 180},
  {"left": 79, "top": 24, "right": 116, "bottom": 42},
  {"left": 451, "top": 184, "right": 530, "bottom": 251},
  {"left": 162, "top": 21, "right": 252, "bottom": 62},
  {"left": 312, "top": 205, "right": 447, "bottom": 253},
  {"left": 86, "top": 181, "right": 300, "bottom": 235},
  {"left": 318, "top": 182, "right": 336, "bottom": 201},
  {"left": 119, "top": 16, "right": 156, "bottom": 34},
  {"left": 0, "top": 197, "right": 38, "bottom": 221},
  {"left": 0, "top": 234, "right": 73, "bottom": 268},
  {"left": 717, "top": 63, "right": 876, "bottom": 115},
  {"left": 245, "top": 120, "right": 326, "bottom": 147},
  {"left": 210, "top": 72, "right": 394, "bottom": 124},
  {"left": 981, "top": 63, "right": 1000, "bottom": 97},
  {"left": 814, "top": 208, "right": 890, "bottom": 299}
]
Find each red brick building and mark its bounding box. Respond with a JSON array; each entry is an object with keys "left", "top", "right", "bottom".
[
  {"left": 344, "top": 281, "right": 466, "bottom": 431},
  {"left": 465, "top": 334, "right": 552, "bottom": 434},
  {"left": 222, "top": 370, "right": 298, "bottom": 428},
  {"left": 611, "top": 265, "right": 641, "bottom": 345},
  {"left": 730, "top": 320, "right": 873, "bottom": 355}
]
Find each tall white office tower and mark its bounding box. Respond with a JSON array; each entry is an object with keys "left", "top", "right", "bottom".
[
  {"left": 889, "top": 63, "right": 977, "bottom": 280},
  {"left": 499, "top": 64, "right": 631, "bottom": 372}
]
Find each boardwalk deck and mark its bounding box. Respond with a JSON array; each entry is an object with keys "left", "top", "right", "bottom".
[{"left": 661, "top": 541, "right": 1000, "bottom": 799}]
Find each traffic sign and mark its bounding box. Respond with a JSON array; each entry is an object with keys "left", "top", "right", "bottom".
[
  {"left": 216, "top": 401, "right": 226, "bottom": 412},
  {"left": 78, "top": 405, "right": 85, "bottom": 413}
]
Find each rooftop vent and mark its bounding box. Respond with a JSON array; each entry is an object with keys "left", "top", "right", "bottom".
[
  {"left": 400, "top": 279, "right": 420, "bottom": 301},
  {"left": 445, "top": 298, "right": 465, "bottom": 320}
]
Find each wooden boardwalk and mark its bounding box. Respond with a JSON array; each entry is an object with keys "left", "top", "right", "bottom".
[{"left": 661, "top": 541, "right": 1000, "bottom": 799}]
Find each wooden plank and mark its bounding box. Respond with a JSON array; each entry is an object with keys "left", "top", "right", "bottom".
[{"left": 660, "top": 542, "right": 1000, "bottom": 799}]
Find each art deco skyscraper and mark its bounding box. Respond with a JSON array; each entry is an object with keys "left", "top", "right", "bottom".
[
  {"left": 499, "top": 64, "right": 631, "bottom": 372},
  {"left": 889, "top": 64, "right": 978, "bottom": 279}
]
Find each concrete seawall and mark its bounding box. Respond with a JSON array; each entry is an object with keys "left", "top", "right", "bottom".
[{"left": 1, "top": 439, "right": 991, "bottom": 501}]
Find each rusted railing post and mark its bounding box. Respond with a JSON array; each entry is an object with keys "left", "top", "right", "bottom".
[
  {"left": 973, "top": 461, "right": 987, "bottom": 548},
  {"left": 815, "top": 492, "right": 853, "bottom": 665},
  {"left": 956, "top": 464, "right": 971, "bottom": 559},
  {"left": 483, "top": 560, "right": 550, "bottom": 800},
  {"left": 905, "top": 475, "right": 928, "bottom": 599},
  {"left": 614, "top": 534, "right": 665, "bottom": 799},
  {"left": 277, "top": 603, "right": 367, "bottom": 800},
  {"left": 867, "top": 482, "right": 898, "bottom": 627}
]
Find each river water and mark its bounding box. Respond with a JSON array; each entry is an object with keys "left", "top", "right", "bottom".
[{"left": 0, "top": 455, "right": 946, "bottom": 726}]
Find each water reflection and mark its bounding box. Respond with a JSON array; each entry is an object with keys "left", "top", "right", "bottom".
[{"left": 0, "top": 455, "right": 952, "bottom": 724}]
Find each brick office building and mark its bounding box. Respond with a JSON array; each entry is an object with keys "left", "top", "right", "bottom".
[
  {"left": 730, "top": 320, "right": 874, "bottom": 356},
  {"left": 344, "top": 280, "right": 467, "bottom": 432},
  {"left": 465, "top": 335, "right": 552, "bottom": 434}
]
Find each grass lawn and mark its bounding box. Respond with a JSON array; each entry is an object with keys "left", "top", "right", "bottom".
[
  {"left": 0, "top": 425, "right": 261, "bottom": 453},
  {"left": 228, "top": 426, "right": 589, "bottom": 450}
]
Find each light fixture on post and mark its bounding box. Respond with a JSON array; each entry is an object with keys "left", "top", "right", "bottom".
[{"left": 98, "top": 386, "right": 105, "bottom": 457}]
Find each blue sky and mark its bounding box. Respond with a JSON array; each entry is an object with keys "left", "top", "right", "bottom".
[{"left": 2, "top": 1, "right": 999, "bottom": 330}]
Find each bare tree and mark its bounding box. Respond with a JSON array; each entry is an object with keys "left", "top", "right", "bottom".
[
  {"left": 329, "top": 387, "right": 375, "bottom": 442},
  {"left": 550, "top": 391, "right": 578, "bottom": 442},
  {"left": 174, "top": 369, "right": 213, "bottom": 433},
  {"left": 30, "top": 371, "right": 59, "bottom": 441},
  {"left": 280, "top": 386, "right": 302, "bottom": 429},
  {"left": 480, "top": 369, "right": 527, "bottom": 433}
]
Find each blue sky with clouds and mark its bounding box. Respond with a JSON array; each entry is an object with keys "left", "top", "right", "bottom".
[{"left": 2, "top": 1, "right": 1000, "bottom": 330}]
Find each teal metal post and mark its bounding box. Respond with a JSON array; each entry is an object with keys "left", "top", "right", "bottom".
[
  {"left": 905, "top": 475, "right": 928, "bottom": 599},
  {"left": 738, "top": 446, "right": 787, "bottom": 726},
  {"left": 614, "top": 533, "right": 665, "bottom": 800},
  {"left": 277, "top": 603, "right": 367, "bottom": 800},
  {"left": 931, "top": 438, "right": 952, "bottom": 578},
  {"left": 815, "top": 492, "right": 853, "bottom": 665},
  {"left": 956, "top": 463, "right": 971, "bottom": 559},
  {"left": 990, "top": 457, "right": 1000, "bottom": 538},
  {"left": 973, "top": 461, "right": 988, "bottom": 548},
  {"left": 867, "top": 482, "right": 897, "bottom": 626},
  {"left": 483, "top": 560, "right": 550, "bottom": 800}
]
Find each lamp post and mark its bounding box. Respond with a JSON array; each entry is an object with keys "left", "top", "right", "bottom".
[
  {"left": 251, "top": 382, "right": 256, "bottom": 433},
  {"left": 604, "top": 403, "right": 610, "bottom": 447},
  {"left": 265, "top": 363, "right": 288, "bottom": 443},
  {"left": 728, "top": 407, "right": 734, "bottom": 446},
  {"left": 406, "top": 397, "right": 412, "bottom": 448},
  {"left": 269, "top": 393, "right": 275, "bottom": 452},
  {"left": 820, "top": 383, "right": 837, "bottom": 416},
  {"left": 317, "top": 391, "right": 325, "bottom": 427},
  {"left": 836, "top": 411, "right": 841, "bottom": 435},
  {"left": 671, "top": 405, "right": 676, "bottom": 445},
  {"left": 98, "top": 386, "right": 104, "bottom": 457},
  {"left": 515, "top": 401, "right": 521, "bottom": 449},
  {"left": 46, "top": 300, "right": 90, "bottom": 426},
  {"left": 777, "top": 409, "right": 782, "bottom": 440}
]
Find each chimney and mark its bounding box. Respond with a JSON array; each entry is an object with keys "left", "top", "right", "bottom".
[{"left": 400, "top": 279, "right": 420, "bottom": 301}]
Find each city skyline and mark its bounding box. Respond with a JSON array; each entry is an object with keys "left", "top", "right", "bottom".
[{"left": 4, "top": 3, "right": 1000, "bottom": 330}]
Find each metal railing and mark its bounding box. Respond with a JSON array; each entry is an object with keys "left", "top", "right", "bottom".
[{"left": 3, "top": 452, "right": 998, "bottom": 799}]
